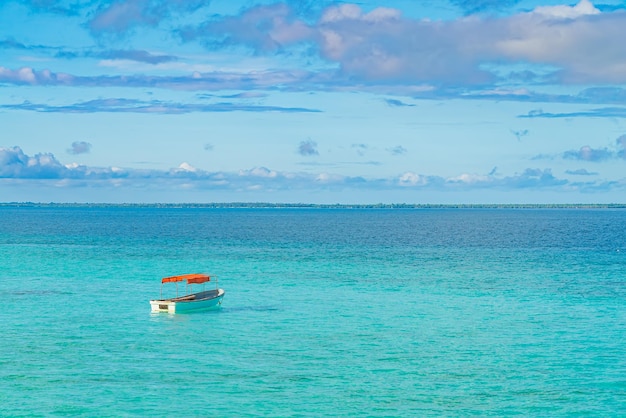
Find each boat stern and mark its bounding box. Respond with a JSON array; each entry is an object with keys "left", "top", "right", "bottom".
[{"left": 150, "top": 300, "right": 176, "bottom": 313}]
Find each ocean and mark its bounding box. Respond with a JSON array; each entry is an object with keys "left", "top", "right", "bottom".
[{"left": 1, "top": 206, "right": 624, "bottom": 416}]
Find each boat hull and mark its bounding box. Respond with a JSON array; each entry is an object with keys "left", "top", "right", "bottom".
[{"left": 150, "top": 289, "right": 225, "bottom": 313}]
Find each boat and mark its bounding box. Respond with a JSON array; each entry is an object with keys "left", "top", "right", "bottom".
[{"left": 149, "top": 273, "right": 225, "bottom": 313}]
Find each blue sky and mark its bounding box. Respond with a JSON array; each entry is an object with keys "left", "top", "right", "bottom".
[{"left": 2, "top": 0, "right": 626, "bottom": 203}]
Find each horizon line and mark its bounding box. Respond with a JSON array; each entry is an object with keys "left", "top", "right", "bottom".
[{"left": 2, "top": 202, "right": 626, "bottom": 209}]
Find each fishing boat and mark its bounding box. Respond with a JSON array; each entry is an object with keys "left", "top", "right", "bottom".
[{"left": 149, "top": 273, "right": 225, "bottom": 313}]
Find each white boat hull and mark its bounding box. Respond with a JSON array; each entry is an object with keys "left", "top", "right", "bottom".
[{"left": 150, "top": 289, "right": 225, "bottom": 313}]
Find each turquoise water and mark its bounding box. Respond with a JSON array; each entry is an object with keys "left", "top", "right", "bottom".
[{"left": 1, "top": 207, "right": 625, "bottom": 416}]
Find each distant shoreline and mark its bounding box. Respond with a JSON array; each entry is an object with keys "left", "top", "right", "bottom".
[{"left": 2, "top": 202, "right": 626, "bottom": 209}]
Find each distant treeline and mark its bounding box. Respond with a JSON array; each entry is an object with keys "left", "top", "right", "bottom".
[{"left": 2, "top": 202, "right": 626, "bottom": 209}]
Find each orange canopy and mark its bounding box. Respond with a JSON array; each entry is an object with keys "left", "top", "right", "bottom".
[{"left": 161, "top": 273, "right": 210, "bottom": 284}]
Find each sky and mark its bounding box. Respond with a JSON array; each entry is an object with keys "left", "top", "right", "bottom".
[{"left": 2, "top": 0, "right": 626, "bottom": 204}]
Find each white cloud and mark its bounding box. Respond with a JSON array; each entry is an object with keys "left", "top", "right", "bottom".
[
  {"left": 398, "top": 172, "right": 426, "bottom": 186},
  {"left": 316, "top": 172, "right": 344, "bottom": 183},
  {"left": 320, "top": 4, "right": 363, "bottom": 23},
  {"left": 532, "top": 0, "right": 599, "bottom": 19},
  {"left": 447, "top": 173, "right": 491, "bottom": 184},
  {"left": 176, "top": 162, "right": 197, "bottom": 172},
  {"left": 0, "top": 66, "right": 37, "bottom": 84}
]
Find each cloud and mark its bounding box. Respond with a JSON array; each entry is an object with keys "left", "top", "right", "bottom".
[
  {"left": 239, "top": 167, "right": 278, "bottom": 178},
  {"left": 0, "top": 97, "right": 320, "bottom": 114},
  {"left": 617, "top": 134, "right": 626, "bottom": 159},
  {"left": 88, "top": 0, "right": 149, "bottom": 35},
  {"left": 98, "top": 49, "right": 178, "bottom": 64},
  {"left": 450, "top": 0, "right": 522, "bottom": 15},
  {"left": 0, "top": 66, "right": 328, "bottom": 95},
  {"left": 175, "top": 162, "right": 197, "bottom": 173},
  {"left": 447, "top": 172, "right": 492, "bottom": 184},
  {"left": 298, "top": 139, "right": 319, "bottom": 156},
  {"left": 88, "top": 0, "right": 207, "bottom": 36},
  {"left": 487, "top": 2, "right": 624, "bottom": 85},
  {"left": 578, "top": 87, "right": 626, "bottom": 103},
  {"left": 534, "top": 136, "right": 626, "bottom": 161},
  {"left": 398, "top": 172, "right": 428, "bottom": 186},
  {"left": 218, "top": 92, "right": 268, "bottom": 99},
  {"left": 0, "top": 38, "right": 28, "bottom": 50},
  {"left": 387, "top": 146, "right": 407, "bottom": 156},
  {"left": 68, "top": 141, "right": 92, "bottom": 155},
  {"left": 520, "top": 107, "right": 626, "bottom": 119},
  {"left": 180, "top": 3, "right": 314, "bottom": 52},
  {"left": 532, "top": 0, "right": 599, "bottom": 19},
  {"left": 2, "top": 62, "right": 626, "bottom": 106},
  {"left": 384, "top": 99, "right": 415, "bottom": 107},
  {"left": 1, "top": 147, "right": 623, "bottom": 195},
  {"left": 498, "top": 168, "right": 567, "bottom": 188},
  {"left": 566, "top": 168, "right": 597, "bottom": 175},
  {"left": 352, "top": 144, "right": 367, "bottom": 156},
  {"left": 563, "top": 145, "right": 615, "bottom": 162},
  {"left": 0, "top": 146, "right": 74, "bottom": 179},
  {"left": 175, "top": 1, "right": 626, "bottom": 86},
  {"left": 8, "top": 1, "right": 626, "bottom": 91},
  {"left": 0, "top": 38, "right": 180, "bottom": 65},
  {"left": 11, "top": 0, "right": 81, "bottom": 15},
  {"left": 511, "top": 129, "right": 528, "bottom": 141},
  {"left": 0, "top": 67, "right": 40, "bottom": 84},
  {"left": 315, "top": 5, "right": 494, "bottom": 84},
  {"left": 435, "top": 167, "right": 569, "bottom": 190}
]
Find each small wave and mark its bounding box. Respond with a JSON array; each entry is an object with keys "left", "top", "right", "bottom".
[
  {"left": 222, "top": 305, "right": 280, "bottom": 313},
  {"left": 10, "top": 290, "right": 67, "bottom": 296}
]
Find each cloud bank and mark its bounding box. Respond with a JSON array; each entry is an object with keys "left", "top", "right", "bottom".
[
  {"left": 1, "top": 146, "right": 623, "bottom": 195},
  {"left": 2, "top": 1, "right": 626, "bottom": 98}
]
